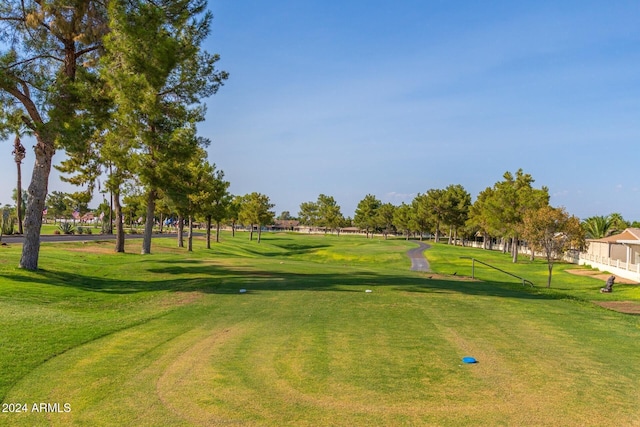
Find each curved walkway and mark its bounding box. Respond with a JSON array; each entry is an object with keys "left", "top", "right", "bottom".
[{"left": 407, "top": 241, "right": 431, "bottom": 272}]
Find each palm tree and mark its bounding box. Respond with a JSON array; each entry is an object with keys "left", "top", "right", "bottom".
[
  {"left": 581, "top": 215, "right": 613, "bottom": 239},
  {"left": 12, "top": 135, "right": 26, "bottom": 235},
  {"left": 608, "top": 213, "right": 629, "bottom": 234}
]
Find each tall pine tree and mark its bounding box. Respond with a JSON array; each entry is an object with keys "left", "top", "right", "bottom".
[
  {"left": 0, "top": 0, "right": 108, "bottom": 269},
  {"left": 102, "top": 0, "right": 227, "bottom": 254}
]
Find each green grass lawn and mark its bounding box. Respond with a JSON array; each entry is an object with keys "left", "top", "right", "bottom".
[{"left": 1, "top": 233, "right": 639, "bottom": 426}]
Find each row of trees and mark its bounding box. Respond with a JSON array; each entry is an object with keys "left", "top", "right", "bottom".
[
  {"left": 298, "top": 170, "right": 589, "bottom": 287},
  {"left": 1, "top": 0, "right": 229, "bottom": 269},
  {"left": 297, "top": 171, "right": 636, "bottom": 265},
  {"left": 296, "top": 185, "right": 472, "bottom": 243},
  {"left": 0, "top": 2, "right": 633, "bottom": 278},
  {"left": 5, "top": 177, "right": 277, "bottom": 250},
  {"left": 299, "top": 184, "right": 473, "bottom": 243},
  {"left": 2, "top": 158, "right": 634, "bottom": 287}
]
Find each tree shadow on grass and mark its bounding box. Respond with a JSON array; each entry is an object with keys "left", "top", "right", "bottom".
[
  {"left": 3, "top": 260, "right": 561, "bottom": 301},
  {"left": 234, "top": 243, "right": 331, "bottom": 258}
]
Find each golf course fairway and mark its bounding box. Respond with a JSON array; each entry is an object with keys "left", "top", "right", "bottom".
[{"left": 1, "top": 232, "right": 639, "bottom": 426}]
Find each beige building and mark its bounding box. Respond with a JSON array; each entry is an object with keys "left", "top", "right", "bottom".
[{"left": 579, "top": 228, "right": 640, "bottom": 283}]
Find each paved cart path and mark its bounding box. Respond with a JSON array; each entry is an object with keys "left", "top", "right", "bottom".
[{"left": 407, "top": 241, "right": 431, "bottom": 272}]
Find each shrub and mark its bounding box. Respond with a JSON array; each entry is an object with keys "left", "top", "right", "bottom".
[
  {"left": 1, "top": 218, "right": 15, "bottom": 236},
  {"left": 77, "top": 226, "right": 84, "bottom": 235},
  {"left": 58, "top": 223, "right": 75, "bottom": 235},
  {"left": 1, "top": 209, "right": 15, "bottom": 235}
]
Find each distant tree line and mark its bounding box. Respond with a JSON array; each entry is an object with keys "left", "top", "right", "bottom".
[{"left": 293, "top": 169, "right": 638, "bottom": 287}]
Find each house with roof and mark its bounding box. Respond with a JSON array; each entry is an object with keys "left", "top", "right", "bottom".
[
  {"left": 270, "top": 219, "right": 300, "bottom": 232},
  {"left": 80, "top": 212, "right": 96, "bottom": 223},
  {"left": 579, "top": 228, "right": 640, "bottom": 283}
]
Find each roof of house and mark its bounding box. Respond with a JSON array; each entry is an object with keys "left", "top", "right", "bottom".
[{"left": 592, "top": 228, "right": 640, "bottom": 244}]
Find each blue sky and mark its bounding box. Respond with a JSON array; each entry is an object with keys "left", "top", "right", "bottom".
[{"left": 1, "top": 0, "right": 639, "bottom": 221}]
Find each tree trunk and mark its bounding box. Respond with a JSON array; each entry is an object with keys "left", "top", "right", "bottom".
[
  {"left": 206, "top": 215, "right": 212, "bottom": 249},
  {"left": 20, "top": 135, "right": 54, "bottom": 270},
  {"left": 216, "top": 221, "right": 221, "bottom": 243},
  {"left": 547, "top": 262, "right": 553, "bottom": 287},
  {"left": 187, "top": 215, "right": 193, "bottom": 252},
  {"left": 108, "top": 179, "right": 113, "bottom": 234},
  {"left": 177, "top": 214, "right": 184, "bottom": 247},
  {"left": 249, "top": 225, "right": 254, "bottom": 241},
  {"left": 258, "top": 225, "right": 262, "bottom": 243},
  {"left": 141, "top": 189, "right": 157, "bottom": 254},
  {"left": 512, "top": 236, "right": 519, "bottom": 263},
  {"left": 16, "top": 162, "right": 24, "bottom": 235},
  {"left": 232, "top": 221, "right": 236, "bottom": 237},
  {"left": 114, "top": 189, "right": 125, "bottom": 253}
]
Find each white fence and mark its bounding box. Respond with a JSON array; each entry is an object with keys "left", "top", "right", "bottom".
[
  {"left": 578, "top": 254, "right": 640, "bottom": 283},
  {"left": 465, "top": 240, "right": 640, "bottom": 282}
]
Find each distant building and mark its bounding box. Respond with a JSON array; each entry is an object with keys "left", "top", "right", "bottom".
[
  {"left": 80, "top": 212, "right": 96, "bottom": 223},
  {"left": 580, "top": 228, "right": 640, "bottom": 283},
  {"left": 271, "top": 219, "right": 300, "bottom": 231}
]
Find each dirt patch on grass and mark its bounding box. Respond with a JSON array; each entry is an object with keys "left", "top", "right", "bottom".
[
  {"left": 63, "top": 241, "right": 119, "bottom": 254},
  {"left": 594, "top": 301, "right": 640, "bottom": 315},
  {"left": 565, "top": 269, "right": 638, "bottom": 284},
  {"left": 156, "top": 291, "right": 205, "bottom": 308}
]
